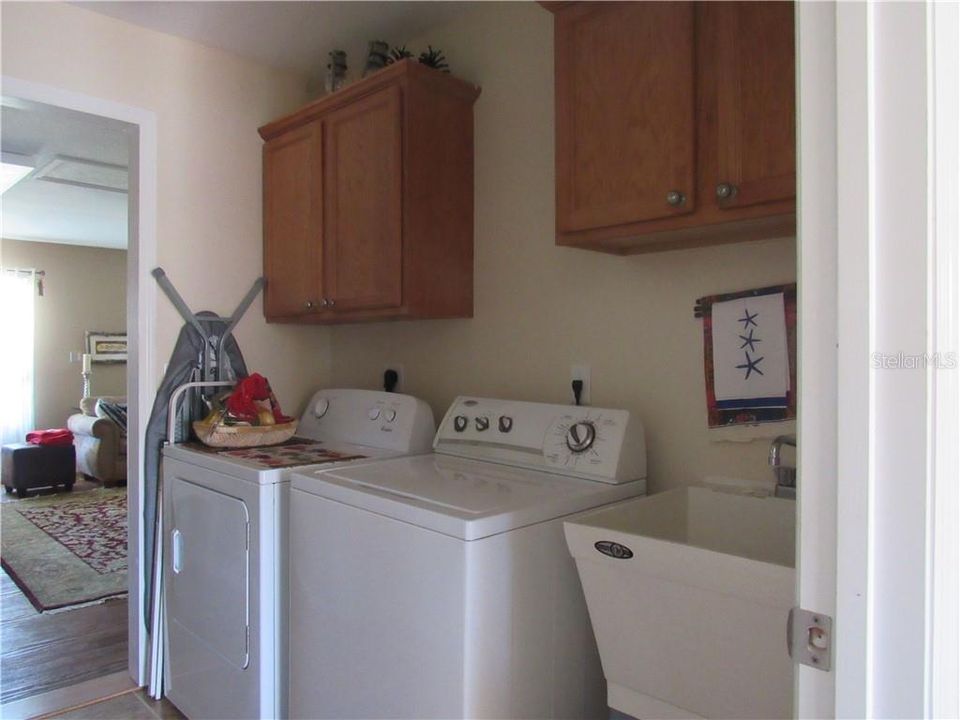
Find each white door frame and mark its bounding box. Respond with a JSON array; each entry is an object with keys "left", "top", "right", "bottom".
[
  {"left": 927, "top": 3, "right": 960, "bottom": 717},
  {"left": 795, "top": 3, "right": 840, "bottom": 717},
  {"left": 1, "top": 76, "right": 157, "bottom": 687},
  {"left": 796, "top": 3, "right": 960, "bottom": 717}
]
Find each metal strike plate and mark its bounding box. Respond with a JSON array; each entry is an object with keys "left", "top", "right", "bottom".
[{"left": 787, "top": 607, "right": 832, "bottom": 671}]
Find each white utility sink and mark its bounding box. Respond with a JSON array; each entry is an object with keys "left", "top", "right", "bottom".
[{"left": 565, "top": 486, "right": 795, "bottom": 720}]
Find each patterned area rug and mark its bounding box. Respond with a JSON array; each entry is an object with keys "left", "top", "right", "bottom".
[{"left": 0, "top": 488, "right": 127, "bottom": 611}]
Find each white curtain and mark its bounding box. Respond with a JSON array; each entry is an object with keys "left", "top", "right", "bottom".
[{"left": 0, "top": 268, "right": 36, "bottom": 445}]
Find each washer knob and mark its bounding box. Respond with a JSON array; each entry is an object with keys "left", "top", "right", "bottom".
[
  {"left": 498, "top": 415, "right": 513, "bottom": 433},
  {"left": 368, "top": 407, "right": 381, "bottom": 421},
  {"left": 453, "top": 415, "right": 468, "bottom": 432},
  {"left": 313, "top": 397, "right": 330, "bottom": 418},
  {"left": 475, "top": 416, "right": 490, "bottom": 432},
  {"left": 566, "top": 421, "right": 596, "bottom": 453},
  {"left": 383, "top": 409, "right": 397, "bottom": 423}
]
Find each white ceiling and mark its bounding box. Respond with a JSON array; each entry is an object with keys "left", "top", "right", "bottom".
[
  {"left": 82, "top": 1, "right": 483, "bottom": 84},
  {"left": 1, "top": 98, "right": 133, "bottom": 250}
]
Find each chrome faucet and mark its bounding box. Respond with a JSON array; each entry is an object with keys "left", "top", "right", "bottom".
[{"left": 769, "top": 435, "right": 797, "bottom": 499}]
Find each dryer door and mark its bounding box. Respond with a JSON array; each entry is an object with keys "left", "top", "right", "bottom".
[{"left": 168, "top": 476, "right": 250, "bottom": 670}]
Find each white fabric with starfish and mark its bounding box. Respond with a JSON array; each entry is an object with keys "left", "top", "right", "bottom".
[{"left": 712, "top": 292, "right": 789, "bottom": 407}]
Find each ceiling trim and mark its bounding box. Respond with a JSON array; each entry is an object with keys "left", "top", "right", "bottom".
[{"left": 34, "top": 154, "right": 129, "bottom": 194}]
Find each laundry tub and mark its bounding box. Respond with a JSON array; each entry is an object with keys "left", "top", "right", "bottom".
[{"left": 564, "top": 486, "right": 795, "bottom": 720}]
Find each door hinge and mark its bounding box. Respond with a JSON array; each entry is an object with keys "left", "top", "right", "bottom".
[{"left": 787, "top": 606, "right": 832, "bottom": 671}]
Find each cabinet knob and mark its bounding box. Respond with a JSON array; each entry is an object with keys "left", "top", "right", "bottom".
[
  {"left": 716, "top": 182, "right": 738, "bottom": 200},
  {"left": 319, "top": 298, "right": 329, "bottom": 307},
  {"left": 328, "top": 299, "right": 336, "bottom": 308},
  {"left": 666, "top": 190, "right": 686, "bottom": 207},
  {"left": 304, "top": 300, "right": 315, "bottom": 310}
]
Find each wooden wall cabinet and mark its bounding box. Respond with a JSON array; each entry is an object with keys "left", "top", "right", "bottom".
[
  {"left": 549, "top": 1, "right": 796, "bottom": 254},
  {"left": 259, "top": 60, "right": 480, "bottom": 323}
]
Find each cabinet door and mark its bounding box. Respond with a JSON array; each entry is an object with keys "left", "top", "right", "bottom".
[
  {"left": 714, "top": 2, "right": 796, "bottom": 209},
  {"left": 263, "top": 122, "right": 323, "bottom": 318},
  {"left": 323, "top": 85, "right": 403, "bottom": 312},
  {"left": 555, "top": 2, "right": 696, "bottom": 233}
]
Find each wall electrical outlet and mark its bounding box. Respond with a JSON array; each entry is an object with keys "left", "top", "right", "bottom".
[
  {"left": 570, "top": 364, "right": 591, "bottom": 406},
  {"left": 383, "top": 364, "right": 405, "bottom": 393}
]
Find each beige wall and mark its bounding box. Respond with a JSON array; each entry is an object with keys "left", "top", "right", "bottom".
[
  {"left": 327, "top": 3, "right": 797, "bottom": 492},
  {"left": 2, "top": 2, "right": 798, "bottom": 492},
  {"left": 0, "top": 2, "right": 331, "bottom": 417},
  {"left": 1, "top": 239, "right": 127, "bottom": 428}
]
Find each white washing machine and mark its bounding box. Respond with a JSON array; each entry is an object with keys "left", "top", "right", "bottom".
[
  {"left": 288, "top": 396, "right": 647, "bottom": 720},
  {"left": 162, "top": 389, "right": 435, "bottom": 720}
]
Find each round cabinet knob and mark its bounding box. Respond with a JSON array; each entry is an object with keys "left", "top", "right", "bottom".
[
  {"left": 313, "top": 397, "right": 330, "bottom": 418},
  {"left": 305, "top": 300, "right": 315, "bottom": 310},
  {"left": 453, "top": 415, "right": 469, "bottom": 433},
  {"left": 475, "top": 416, "right": 490, "bottom": 432},
  {"left": 367, "top": 407, "right": 381, "bottom": 421},
  {"left": 566, "top": 421, "right": 597, "bottom": 454},
  {"left": 383, "top": 409, "right": 397, "bottom": 423},
  {"left": 498, "top": 416, "right": 513, "bottom": 433},
  {"left": 319, "top": 298, "right": 329, "bottom": 308},
  {"left": 328, "top": 299, "right": 336, "bottom": 308},
  {"left": 666, "top": 190, "right": 686, "bottom": 207},
  {"left": 716, "top": 182, "right": 738, "bottom": 200}
]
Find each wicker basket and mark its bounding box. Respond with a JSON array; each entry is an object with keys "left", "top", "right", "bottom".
[{"left": 192, "top": 418, "right": 298, "bottom": 448}]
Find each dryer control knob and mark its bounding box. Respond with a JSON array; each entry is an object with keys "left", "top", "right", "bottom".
[
  {"left": 566, "top": 421, "right": 596, "bottom": 454},
  {"left": 453, "top": 415, "right": 468, "bottom": 432},
  {"left": 498, "top": 416, "right": 513, "bottom": 433},
  {"left": 368, "top": 407, "right": 381, "bottom": 421},
  {"left": 383, "top": 409, "right": 397, "bottom": 423},
  {"left": 475, "top": 416, "right": 490, "bottom": 432},
  {"left": 314, "top": 397, "right": 330, "bottom": 418}
]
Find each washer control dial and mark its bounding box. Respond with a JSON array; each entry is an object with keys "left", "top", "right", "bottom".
[
  {"left": 313, "top": 397, "right": 330, "bottom": 418},
  {"left": 498, "top": 415, "right": 513, "bottom": 433},
  {"left": 475, "top": 416, "right": 490, "bottom": 432},
  {"left": 453, "top": 415, "right": 469, "bottom": 433},
  {"left": 383, "top": 409, "right": 397, "bottom": 423},
  {"left": 566, "top": 421, "right": 597, "bottom": 454},
  {"left": 368, "top": 407, "right": 381, "bottom": 421}
]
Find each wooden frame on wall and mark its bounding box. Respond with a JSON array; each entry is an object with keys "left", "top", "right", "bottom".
[{"left": 85, "top": 331, "right": 128, "bottom": 363}]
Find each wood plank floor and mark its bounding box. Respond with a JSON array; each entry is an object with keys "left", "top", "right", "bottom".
[
  {"left": 1, "top": 568, "right": 129, "bottom": 704},
  {"left": 50, "top": 688, "right": 185, "bottom": 719}
]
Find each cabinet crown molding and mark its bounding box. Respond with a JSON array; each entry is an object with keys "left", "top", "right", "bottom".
[{"left": 259, "top": 59, "right": 481, "bottom": 141}]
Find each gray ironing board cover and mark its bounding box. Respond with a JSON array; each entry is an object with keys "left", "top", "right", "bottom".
[{"left": 142, "top": 311, "right": 248, "bottom": 620}]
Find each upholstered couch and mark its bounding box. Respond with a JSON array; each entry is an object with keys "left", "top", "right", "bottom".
[{"left": 67, "top": 396, "right": 127, "bottom": 485}]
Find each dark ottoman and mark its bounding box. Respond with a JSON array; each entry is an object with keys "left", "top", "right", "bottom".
[{"left": 1, "top": 443, "right": 76, "bottom": 497}]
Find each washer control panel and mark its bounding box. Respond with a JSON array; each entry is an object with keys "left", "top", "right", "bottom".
[
  {"left": 435, "top": 397, "right": 646, "bottom": 484},
  {"left": 297, "top": 389, "right": 436, "bottom": 454}
]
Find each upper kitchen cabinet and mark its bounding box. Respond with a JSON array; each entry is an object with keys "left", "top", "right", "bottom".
[
  {"left": 262, "top": 122, "right": 323, "bottom": 318},
  {"left": 258, "top": 60, "right": 480, "bottom": 323},
  {"left": 712, "top": 1, "right": 796, "bottom": 211},
  {"left": 555, "top": 2, "right": 697, "bottom": 232},
  {"left": 547, "top": 1, "right": 796, "bottom": 254}
]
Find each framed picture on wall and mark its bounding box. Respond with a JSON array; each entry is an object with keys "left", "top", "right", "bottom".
[{"left": 86, "top": 331, "right": 127, "bottom": 363}]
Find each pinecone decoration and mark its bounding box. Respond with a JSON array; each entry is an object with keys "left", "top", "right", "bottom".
[
  {"left": 386, "top": 45, "right": 414, "bottom": 65},
  {"left": 418, "top": 46, "right": 450, "bottom": 73}
]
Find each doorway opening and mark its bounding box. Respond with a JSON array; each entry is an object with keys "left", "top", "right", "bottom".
[{"left": 0, "top": 92, "right": 148, "bottom": 708}]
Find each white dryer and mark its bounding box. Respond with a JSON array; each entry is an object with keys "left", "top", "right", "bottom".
[
  {"left": 288, "top": 396, "right": 647, "bottom": 720},
  {"left": 162, "top": 389, "right": 434, "bottom": 720}
]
